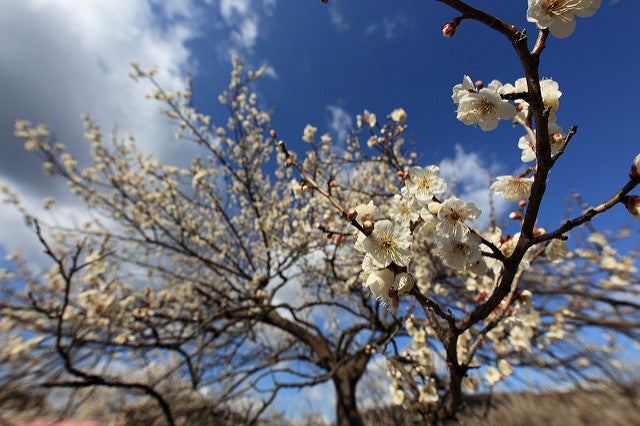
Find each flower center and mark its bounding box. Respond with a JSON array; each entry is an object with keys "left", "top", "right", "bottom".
[
  {"left": 544, "top": 0, "right": 581, "bottom": 16},
  {"left": 478, "top": 99, "right": 497, "bottom": 116}
]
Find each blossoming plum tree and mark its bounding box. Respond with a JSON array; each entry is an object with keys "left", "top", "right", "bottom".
[{"left": 1, "top": 1, "right": 640, "bottom": 426}]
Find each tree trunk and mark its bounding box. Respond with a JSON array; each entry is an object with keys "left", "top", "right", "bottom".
[{"left": 333, "top": 369, "right": 363, "bottom": 426}]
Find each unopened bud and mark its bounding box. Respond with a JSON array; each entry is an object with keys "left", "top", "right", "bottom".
[
  {"left": 621, "top": 195, "right": 640, "bottom": 220},
  {"left": 397, "top": 170, "right": 405, "bottom": 178},
  {"left": 346, "top": 208, "right": 358, "bottom": 222},
  {"left": 284, "top": 159, "right": 293, "bottom": 167},
  {"left": 329, "top": 180, "right": 337, "bottom": 187},
  {"left": 427, "top": 201, "right": 441, "bottom": 215},
  {"left": 518, "top": 200, "right": 527, "bottom": 209},
  {"left": 441, "top": 16, "right": 462, "bottom": 38},
  {"left": 269, "top": 129, "right": 277, "bottom": 138},
  {"left": 316, "top": 223, "right": 326, "bottom": 231},
  {"left": 475, "top": 80, "right": 484, "bottom": 90},
  {"left": 630, "top": 153, "right": 640, "bottom": 182},
  {"left": 533, "top": 228, "right": 546, "bottom": 236},
  {"left": 362, "top": 219, "right": 375, "bottom": 235},
  {"left": 550, "top": 132, "right": 564, "bottom": 146},
  {"left": 277, "top": 140, "right": 285, "bottom": 148},
  {"left": 334, "top": 234, "right": 343, "bottom": 244},
  {"left": 509, "top": 211, "right": 522, "bottom": 220}
]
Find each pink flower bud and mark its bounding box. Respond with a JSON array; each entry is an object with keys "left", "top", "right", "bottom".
[
  {"left": 441, "top": 17, "right": 462, "bottom": 38},
  {"left": 509, "top": 211, "right": 521, "bottom": 220},
  {"left": 334, "top": 234, "right": 343, "bottom": 244},
  {"left": 284, "top": 159, "right": 293, "bottom": 167},
  {"left": 269, "top": 129, "right": 277, "bottom": 138},
  {"left": 475, "top": 80, "right": 484, "bottom": 90},
  {"left": 442, "top": 22, "right": 457, "bottom": 37},
  {"left": 346, "top": 208, "right": 358, "bottom": 222}
]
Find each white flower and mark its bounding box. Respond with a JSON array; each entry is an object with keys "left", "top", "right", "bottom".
[
  {"left": 362, "top": 220, "right": 412, "bottom": 267},
  {"left": 503, "top": 77, "right": 562, "bottom": 122},
  {"left": 354, "top": 200, "right": 379, "bottom": 228},
  {"left": 356, "top": 110, "right": 377, "bottom": 128},
  {"left": 392, "top": 388, "right": 405, "bottom": 405},
  {"left": 527, "top": 0, "right": 601, "bottom": 38},
  {"left": 436, "top": 196, "right": 481, "bottom": 240},
  {"left": 436, "top": 233, "right": 482, "bottom": 271},
  {"left": 498, "top": 359, "right": 513, "bottom": 377},
  {"left": 418, "top": 382, "right": 439, "bottom": 403},
  {"left": 452, "top": 75, "right": 476, "bottom": 104},
  {"left": 405, "top": 166, "right": 447, "bottom": 203},
  {"left": 394, "top": 272, "right": 414, "bottom": 294},
  {"left": 545, "top": 239, "right": 570, "bottom": 261},
  {"left": 485, "top": 366, "right": 502, "bottom": 386},
  {"left": 461, "top": 374, "right": 480, "bottom": 394},
  {"left": 365, "top": 268, "right": 395, "bottom": 302},
  {"left": 389, "top": 193, "right": 421, "bottom": 225},
  {"left": 302, "top": 124, "right": 317, "bottom": 143},
  {"left": 390, "top": 108, "right": 407, "bottom": 123},
  {"left": 456, "top": 83, "right": 516, "bottom": 131},
  {"left": 509, "top": 326, "right": 533, "bottom": 351},
  {"left": 490, "top": 175, "right": 534, "bottom": 201}
]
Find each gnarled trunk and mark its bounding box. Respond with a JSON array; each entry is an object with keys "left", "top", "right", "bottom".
[{"left": 333, "top": 370, "right": 363, "bottom": 426}]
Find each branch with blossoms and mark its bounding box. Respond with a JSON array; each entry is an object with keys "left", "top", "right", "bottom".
[{"left": 282, "top": 0, "right": 640, "bottom": 421}]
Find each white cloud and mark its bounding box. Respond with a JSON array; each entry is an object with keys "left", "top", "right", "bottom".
[
  {"left": 0, "top": 0, "right": 204, "bottom": 257},
  {"left": 326, "top": 105, "right": 352, "bottom": 146},
  {"left": 365, "top": 13, "right": 413, "bottom": 40},
  {"left": 216, "top": 0, "right": 275, "bottom": 56},
  {"left": 439, "top": 145, "right": 508, "bottom": 228}
]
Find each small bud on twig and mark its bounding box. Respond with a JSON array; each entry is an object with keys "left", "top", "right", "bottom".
[
  {"left": 442, "top": 16, "right": 462, "bottom": 38},
  {"left": 630, "top": 153, "right": 640, "bottom": 182}
]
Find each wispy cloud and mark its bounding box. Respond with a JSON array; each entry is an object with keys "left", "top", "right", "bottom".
[
  {"left": 365, "top": 12, "right": 414, "bottom": 40},
  {"left": 216, "top": 0, "right": 276, "bottom": 57},
  {"left": 326, "top": 105, "right": 352, "bottom": 146}
]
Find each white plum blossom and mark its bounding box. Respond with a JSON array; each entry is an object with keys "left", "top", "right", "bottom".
[
  {"left": 365, "top": 268, "right": 395, "bottom": 304},
  {"left": 527, "top": 0, "right": 601, "bottom": 38},
  {"left": 436, "top": 233, "right": 482, "bottom": 271},
  {"left": 390, "top": 108, "right": 407, "bottom": 123},
  {"left": 455, "top": 81, "right": 516, "bottom": 131},
  {"left": 502, "top": 77, "right": 562, "bottom": 122},
  {"left": 302, "top": 124, "right": 317, "bottom": 143},
  {"left": 545, "top": 239, "right": 570, "bottom": 261},
  {"left": 394, "top": 272, "right": 414, "bottom": 294},
  {"left": 362, "top": 220, "right": 412, "bottom": 267},
  {"left": 389, "top": 193, "right": 421, "bottom": 225},
  {"left": 497, "top": 359, "right": 513, "bottom": 377},
  {"left": 436, "top": 196, "right": 482, "bottom": 240},
  {"left": 518, "top": 122, "right": 564, "bottom": 162},
  {"left": 354, "top": 200, "right": 379, "bottom": 228},
  {"left": 490, "top": 175, "right": 534, "bottom": 202},
  {"left": 451, "top": 75, "right": 475, "bottom": 103},
  {"left": 405, "top": 166, "right": 447, "bottom": 203},
  {"left": 485, "top": 366, "right": 502, "bottom": 386}
]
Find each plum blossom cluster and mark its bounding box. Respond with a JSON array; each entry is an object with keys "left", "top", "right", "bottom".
[
  {"left": 354, "top": 163, "right": 489, "bottom": 309},
  {"left": 452, "top": 75, "right": 566, "bottom": 203}
]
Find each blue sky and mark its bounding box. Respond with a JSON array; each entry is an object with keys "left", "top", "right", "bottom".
[
  {"left": 2, "top": 0, "right": 638, "bottom": 256},
  {"left": 1, "top": 0, "right": 639, "bottom": 419}
]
